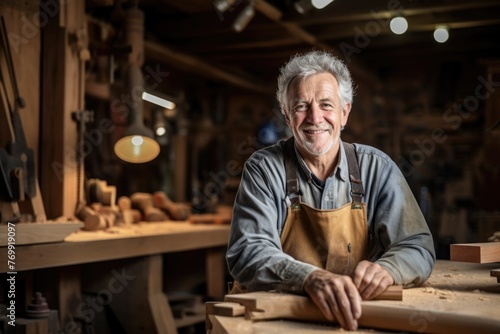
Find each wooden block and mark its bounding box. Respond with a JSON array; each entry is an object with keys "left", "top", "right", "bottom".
[
  {"left": 491, "top": 269, "right": 500, "bottom": 283},
  {"left": 450, "top": 242, "right": 500, "bottom": 263},
  {"left": 213, "top": 302, "right": 245, "bottom": 317}
]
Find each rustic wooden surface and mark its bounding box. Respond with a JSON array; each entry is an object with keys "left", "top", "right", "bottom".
[{"left": 209, "top": 260, "right": 500, "bottom": 333}]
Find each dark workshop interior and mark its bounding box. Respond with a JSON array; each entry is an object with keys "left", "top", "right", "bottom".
[{"left": 1, "top": 0, "right": 500, "bottom": 333}]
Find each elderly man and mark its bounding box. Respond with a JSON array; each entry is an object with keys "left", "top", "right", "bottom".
[{"left": 226, "top": 50, "right": 435, "bottom": 331}]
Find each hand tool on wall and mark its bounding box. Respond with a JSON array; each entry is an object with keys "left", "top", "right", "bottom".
[{"left": 0, "top": 16, "right": 36, "bottom": 201}]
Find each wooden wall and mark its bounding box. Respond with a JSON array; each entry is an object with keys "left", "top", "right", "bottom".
[{"left": 1, "top": 0, "right": 87, "bottom": 220}]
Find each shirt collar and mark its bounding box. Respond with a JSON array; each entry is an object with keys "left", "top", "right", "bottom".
[{"left": 293, "top": 140, "right": 348, "bottom": 183}]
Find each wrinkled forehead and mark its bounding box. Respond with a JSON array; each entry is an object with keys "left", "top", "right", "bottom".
[{"left": 287, "top": 72, "right": 339, "bottom": 99}]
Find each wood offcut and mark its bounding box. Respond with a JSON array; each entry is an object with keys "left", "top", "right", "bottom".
[{"left": 450, "top": 242, "right": 500, "bottom": 263}]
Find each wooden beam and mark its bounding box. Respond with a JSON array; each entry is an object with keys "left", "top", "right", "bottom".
[
  {"left": 144, "top": 40, "right": 273, "bottom": 94},
  {"left": 224, "top": 291, "right": 500, "bottom": 333},
  {"left": 450, "top": 242, "right": 500, "bottom": 263}
]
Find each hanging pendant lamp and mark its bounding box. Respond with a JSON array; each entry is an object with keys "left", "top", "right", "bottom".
[{"left": 113, "top": 5, "right": 159, "bottom": 163}]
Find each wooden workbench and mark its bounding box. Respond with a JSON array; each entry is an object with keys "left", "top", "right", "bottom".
[
  {"left": 0, "top": 221, "right": 231, "bottom": 333},
  {"left": 208, "top": 260, "right": 500, "bottom": 333}
]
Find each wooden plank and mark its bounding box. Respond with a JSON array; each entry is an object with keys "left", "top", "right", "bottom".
[
  {"left": 450, "top": 242, "right": 500, "bottom": 263},
  {"left": 224, "top": 291, "right": 500, "bottom": 334},
  {"left": 0, "top": 221, "right": 82, "bottom": 246}
]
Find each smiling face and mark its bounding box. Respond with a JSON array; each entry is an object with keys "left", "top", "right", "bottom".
[{"left": 284, "top": 72, "right": 351, "bottom": 163}]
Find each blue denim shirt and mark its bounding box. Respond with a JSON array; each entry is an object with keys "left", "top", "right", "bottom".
[{"left": 226, "top": 139, "right": 436, "bottom": 293}]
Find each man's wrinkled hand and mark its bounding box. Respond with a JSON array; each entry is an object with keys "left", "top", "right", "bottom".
[{"left": 303, "top": 269, "right": 361, "bottom": 331}]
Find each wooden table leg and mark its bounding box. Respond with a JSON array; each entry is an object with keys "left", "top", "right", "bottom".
[
  {"left": 103, "top": 255, "right": 178, "bottom": 333},
  {"left": 206, "top": 247, "right": 226, "bottom": 301}
]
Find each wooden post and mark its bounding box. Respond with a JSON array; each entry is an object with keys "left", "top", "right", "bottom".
[{"left": 40, "top": 0, "right": 87, "bottom": 219}]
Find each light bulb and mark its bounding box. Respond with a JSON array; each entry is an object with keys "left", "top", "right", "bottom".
[
  {"left": 390, "top": 16, "right": 408, "bottom": 35},
  {"left": 433, "top": 26, "right": 449, "bottom": 43},
  {"left": 311, "top": 0, "right": 334, "bottom": 9},
  {"left": 131, "top": 136, "right": 144, "bottom": 146}
]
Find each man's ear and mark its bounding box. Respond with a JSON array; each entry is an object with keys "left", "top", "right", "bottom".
[
  {"left": 341, "top": 103, "right": 351, "bottom": 127},
  {"left": 283, "top": 110, "right": 291, "bottom": 127}
]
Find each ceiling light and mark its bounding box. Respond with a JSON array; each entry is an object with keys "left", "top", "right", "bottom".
[
  {"left": 295, "top": 0, "right": 314, "bottom": 14},
  {"left": 213, "top": 0, "right": 237, "bottom": 14},
  {"left": 390, "top": 16, "right": 408, "bottom": 35},
  {"left": 142, "top": 92, "right": 176, "bottom": 109},
  {"left": 311, "top": 0, "right": 334, "bottom": 10},
  {"left": 232, "top": 2, "right": 255, "bottom": 33},
  {"left": 433, "top": 25, "right": 449, "bottom": 43}
]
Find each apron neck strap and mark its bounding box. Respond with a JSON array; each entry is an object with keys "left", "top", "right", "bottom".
[
  {"left": 284, "top": 137, "right": 301, "bottom": 207},
  {"left": 342, "top": 142, "right": 364, "bottom": 204}
]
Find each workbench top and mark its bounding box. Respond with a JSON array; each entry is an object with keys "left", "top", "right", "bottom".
[
  {"left": 209, "top": 260, "right": 500, "bottom": 333},
  {"left": 0, "top": 221, "right": 230, "bottom": 272}
]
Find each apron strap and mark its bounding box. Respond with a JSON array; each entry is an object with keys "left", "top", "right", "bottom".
[
  {"left": 342, "top": 142, "right": 364, "bottom": 205},
  {"left": 284, "top": 137, "right": 301, "bottom": 207}
]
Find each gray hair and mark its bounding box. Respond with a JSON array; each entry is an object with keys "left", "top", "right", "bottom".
[{"left": 276, "top": 50, "right": 354, "bottom": 114}]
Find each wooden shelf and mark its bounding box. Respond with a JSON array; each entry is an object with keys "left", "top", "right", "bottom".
[{"left": 0, "top": 222, "right": 230, "bottom": 272}]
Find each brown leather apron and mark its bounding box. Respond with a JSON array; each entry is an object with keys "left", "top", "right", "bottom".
[
  {"left": 281, "top": 138, "right": 368, "bottom": 276},
  {"left": 230, "top": 138, "right": 368, "bottom": 293}
]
